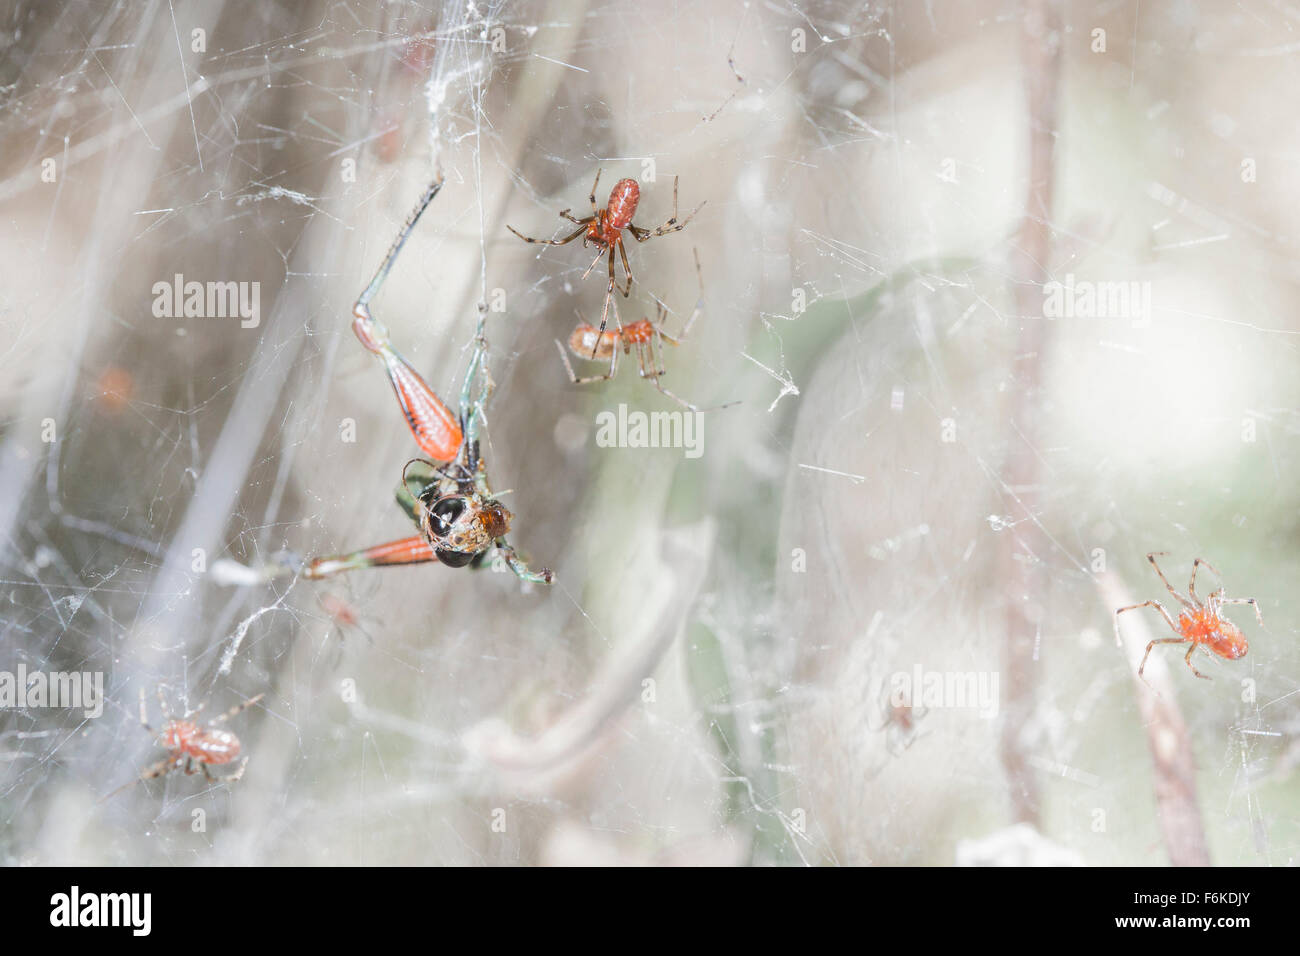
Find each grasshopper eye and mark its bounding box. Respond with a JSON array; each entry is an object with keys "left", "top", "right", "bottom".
[
  {"left": 428, "top": 497, "right": 466, "bottom": 536},
  {"left": 434, "top": 548, "right": 475, "bottom": 568}
]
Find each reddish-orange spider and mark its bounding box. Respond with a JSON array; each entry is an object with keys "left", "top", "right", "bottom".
[
  {"left": 507, "top": 170, "right": 703, "bottom": 353},
  {"left": 108, "top": 688, "right": 264, "bottom": 798},
  {"left": 1114, "top": 552, "right": 1263, "bottom": 683},
  {"left": 555, "top": 249, "right": 732, "bottom": 412}
]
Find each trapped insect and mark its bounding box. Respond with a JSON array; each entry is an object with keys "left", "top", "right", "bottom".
[
  {"left": 1113, "top": 552, "right": 1263, "bottom": 684},
  {"left": 556, "top": 249, "right": 735, "bottom": 412},
  {"left": 302, "top": 179, "right": 551, "bottom": 585},
  {"left": 508, "top": 169, "right": 703, "bottom": 355},
  {"left": 103, "top": 688, "right": 264, "bottom": 799}
]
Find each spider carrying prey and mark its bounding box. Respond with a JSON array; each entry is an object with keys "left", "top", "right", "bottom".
[
  {"left": 1114, "top": 552, "right": 1262, "bottom": 683},
  {"left": 508, "top": 169, "right": 703, "bottom": 355},
  {"left": 303, "top": 179, "right": 551, "bottom": 585}
]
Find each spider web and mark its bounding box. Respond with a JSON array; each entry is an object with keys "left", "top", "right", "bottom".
[{"left": 1, "top": 0, "right": 1298, "bottom": 866}]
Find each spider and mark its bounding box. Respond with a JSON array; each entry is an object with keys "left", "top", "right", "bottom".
[
  {"left": 507, "top": 169, "right": 703, "bottom": 355},
  {"left": 105, "top": 688, "right": 264, "bottom": 799},
  {"left": 301, "top": 178, "right": 551, "bottom": 585},
  {"left": 869, "top": 688, "right": 928, "bottom": 756},
  {"left": 1114, "top": 552, "right": 1263, "bottom": 683},
  {"left": 555, "top": 249, "right": 735, "bottom": 412}
]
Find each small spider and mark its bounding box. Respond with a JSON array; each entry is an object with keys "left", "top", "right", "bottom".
[
  {"left": 870, "top": 692, "right": 928, "bottom": 756},
  {"left": 1114, "top": 552, "right": 1263, "bottom": 683},
  {"left": 555, "top": 249, "right": 734, "bottom": 412},
  {"left": 319, "top": 591, "right": 361, "bottom": 631},
  {"left": 104, "top": 688, "right": 264, "bottom": 799},
  {"left": 508, "top": 169, "right": 703, "bottom": 355},
  {"left": 301, "top": 178, "right": 551, "bottom": 585}
]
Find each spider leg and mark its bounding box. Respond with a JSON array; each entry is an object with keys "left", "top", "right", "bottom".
[
  {"left": 646, "top": 347, "right": 738, "bottom": 411},
  {"left": 646, "top": 310, "right": 687, "bottom": 351},
  {"left": 138, "top": 687, "right": 154, "bottom": 734},
  {"left": 1114, "top": 598, "right": 1182, "bottom": 646},
  {"left": 100, "top": 754, "right": 180, "bottom": 803},
  {"left": 580, "top": 245, "right": 606, "bottom": 281},
  {"left": 660, "top": 248, "right": 707, "bottom": 343},
  {"left": 556, "top": 337, "right": 619, "bottom": 385},
  {"left": 616, "top": 240, "right": 634, "bottom": 297},
  {"left": 1138, "top": 637, "right": 1192, "bottom": 682},
  {"left": 210, "top": 693, "right": 265, "bottom": 726},
  {"left": 634, "top": 247, "right": 736, "bottom": 411},
  {"left": 647, "top": 380, "right": 728, "bottom": 413},
  {"left": 638, "top": 322, "right": 737, "bottom": 412},
  {"left": 1146, "top": 552, "right": 1196, "bottom": 609},
  {"left": 304, "top": 535, "right": 437, "bottom": 580},
  {"left": 1188, "top": 557, "right": 1222, "bottom": 604},
  {"left": 204, "top": 757, "right": 250, "bottom": 784},
  {"left": 1216, "top": 596, "right": 1264, "bottom": 626},
  {"left": 558, "top": 210, "right": 594, "bottom": 226},
  {"left": 588, "top": 168, "right": 603, "bottom": 218},
  {"left": 143, "top": 757, "right": 179, "bottom": 783},
  {"left": 629, "top": 176, "right": 706, "bottom": 241},
  {"left": 589, "top": 249, "right": 625, "bottom": 359},
  {"left": 1183, "top": 642, "right": 1212, "bottom": 679},
  {"left": 643, "top": 333, "right": 665, "bottom": 379},
  {"left": 507, "top": 223, "right": 589, "bottom": 246}
]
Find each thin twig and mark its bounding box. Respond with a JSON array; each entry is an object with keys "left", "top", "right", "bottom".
[
  {"left": 1099, "top": 572, "right": 1211, "bottom": 866},
  {"left": 998, "top": 0, "right": 1062, "bottom": 825}
]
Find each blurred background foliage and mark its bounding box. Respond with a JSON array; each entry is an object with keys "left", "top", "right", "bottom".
[{"left": 0, "top": 0, "right": 1297, "bottom": 865}]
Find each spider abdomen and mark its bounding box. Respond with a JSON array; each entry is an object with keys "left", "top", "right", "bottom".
[
  {"left": 188, "top": 729, "right": 242, "bottom": 765},
  {"left": 568, "top": 324, "right": 619, "bottom": 360},
  {"left": 606, "top": 178, "right": 640, "bottom": 231},
  {"left": 1211, "top": 634, "right": 1249, "bottom": 659},
  {"left": 162, "top": 721, "right": 242, "bottom": 765}
]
